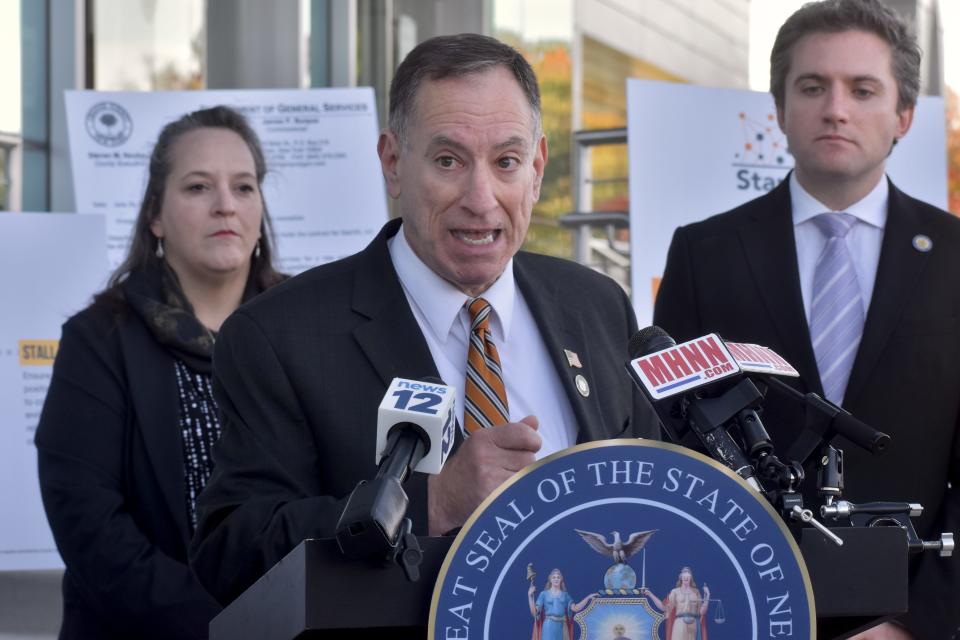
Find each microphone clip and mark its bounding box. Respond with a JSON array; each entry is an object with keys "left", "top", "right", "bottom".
[{"left": 681, "top": 377, "right": 806, "bottom": 515}]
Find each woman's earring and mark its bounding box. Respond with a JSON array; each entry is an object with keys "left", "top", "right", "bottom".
[
  {"left": 155, "top": 238, "right": 165, "bottom": 259},
  {"left": 254, "top": 240, "right": 261, "bottom": 259}
]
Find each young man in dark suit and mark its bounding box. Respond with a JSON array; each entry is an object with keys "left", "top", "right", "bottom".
[
  {"left": 190, "top": 34, "right": 658, "bottom": 609},
  {"left": 654, "top": 1, "right": 959, "bottom": 637}
]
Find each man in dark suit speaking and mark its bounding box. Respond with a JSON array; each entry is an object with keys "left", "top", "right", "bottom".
[
  {"left": 654, "top": 1, "right": 958, "bottom": 637},
  {"left": 190, "top": 34, "right": 658, "bottom": 606}
]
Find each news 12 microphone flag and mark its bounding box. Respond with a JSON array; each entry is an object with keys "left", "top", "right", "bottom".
[
  {"left": 376, "top": 377, "right": 456, "bottom": 475},
  {"left": 626, "top": 79, "right": 948, "bottom": 325},
  {"left": 430, "top": 440, "right": 814, "bottom": 639}
]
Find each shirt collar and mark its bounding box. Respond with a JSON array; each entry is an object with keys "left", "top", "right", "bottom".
[
  {"left": 388, "top": 222, "right": 516, "bottom": 342},
  {"left": 790, "top": 172, "right": 888, "bottom": 230}
]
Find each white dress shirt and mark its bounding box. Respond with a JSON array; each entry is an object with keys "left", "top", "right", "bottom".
[
  {"left": 388, "top": 225, "right": 578, "bottom": 459},
  {"left": 791, "top": 172, "right": 888, "bottom": 323}
]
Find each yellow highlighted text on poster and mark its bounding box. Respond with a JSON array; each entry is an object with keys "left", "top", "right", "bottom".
[{"left": 19, "top": 340, "right": 59, "bottom": 366}]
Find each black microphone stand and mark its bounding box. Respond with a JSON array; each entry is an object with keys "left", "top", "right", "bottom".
[
  {"left": 675, "top": 375, "right": 817, "bottom": 530},
  {"left": 757, "top": 376, "right": 953, "bottom": 557},
  {"left": 334, "top": 426, "right": 429, "bottom": 581}
]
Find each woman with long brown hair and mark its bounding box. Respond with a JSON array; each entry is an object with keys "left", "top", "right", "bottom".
[{"left": 36, "top": 105, "right": 284, "bottom": 639}]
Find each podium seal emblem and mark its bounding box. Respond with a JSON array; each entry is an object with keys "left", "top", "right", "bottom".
[{"left": 430, "top": 440, "right": 814, "bottom": 639}]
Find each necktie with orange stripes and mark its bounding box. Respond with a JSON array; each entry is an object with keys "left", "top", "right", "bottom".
[{"left": 464, "top": 298, "right": 509, "bottom": 433}]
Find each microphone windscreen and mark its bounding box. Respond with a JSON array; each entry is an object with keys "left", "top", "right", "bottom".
[{"left": 629, "top": 325, "right": 676, "bottom": 358}]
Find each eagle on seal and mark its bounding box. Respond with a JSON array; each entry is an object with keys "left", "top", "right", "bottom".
[{"left": 574, "top": 529, "right": 656, "bottom": 564}]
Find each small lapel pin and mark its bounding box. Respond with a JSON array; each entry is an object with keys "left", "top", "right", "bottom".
[
  {"left": 575, "top": 374, "right": 590, "bottom": 397},
  {"left": 564, "top": 348, "right": 583, "bottom": 368},
  {"left": 912, "top": 234, "right": 932, "bottom": 252}
]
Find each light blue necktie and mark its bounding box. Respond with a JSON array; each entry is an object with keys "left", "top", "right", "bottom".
[{"left": 809, "top": 213, "right": 864, "bottom": 405}]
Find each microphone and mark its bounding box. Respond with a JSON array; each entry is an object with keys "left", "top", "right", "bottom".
[
  {"left": 374, "top": 377, "right": 456, "bottom": 476},
  {"left": 336, "top": 377, "right": 456, "bottom": 560},
  {"left": 722, "top": 341, "right": 889, "bottom": 462},
  {"left": 628, "top": 327, "right": 888, "bottom": 476},
  {"left": 626, "top": 326, "right": 763, "bottom": 491}
]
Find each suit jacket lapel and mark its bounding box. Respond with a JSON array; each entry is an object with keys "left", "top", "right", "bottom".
[
  {"left": 514, "top": 255, "right": 609, "bottom": 443},
  {"left": 349, "top": 220, "right": 441, "bottom": 530},
  {"left": 351, "top": 219, "right": 440, "bottom": 386},
  {"left": 739, "top": 180, "right": 821, "bottom": 392},
  {"left": 844, "top": 183, "right": 931, "bottom": 405},
  {"left": 121, "top": 326, "right": 190, "bottom": 539}
]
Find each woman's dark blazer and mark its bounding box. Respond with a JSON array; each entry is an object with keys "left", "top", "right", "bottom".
[{"left": 35, "top": 299, "right": 220, "bottom": 639}]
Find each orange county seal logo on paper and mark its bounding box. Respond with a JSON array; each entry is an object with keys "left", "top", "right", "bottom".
[
  {"left": 85, "top": 101, "right": 134, "bottom": 147},
  {"left": 430, "top": 440, "right": 814, "bottom": 639}
]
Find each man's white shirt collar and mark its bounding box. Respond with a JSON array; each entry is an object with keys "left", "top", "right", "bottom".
[
  {"left": 790, "top": 172, "right": 889, "bottom": 229},
  {"left": 389, "top": 224, "right": 516, "bottom": 343}
]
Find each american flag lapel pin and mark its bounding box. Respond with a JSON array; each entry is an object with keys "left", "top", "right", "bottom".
[{"left": 564, "top": 348, "right": 582, "bottom": 369}]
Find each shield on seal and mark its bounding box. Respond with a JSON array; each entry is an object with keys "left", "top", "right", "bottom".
[{"left": 574, "top": 595, "right": 663, "bottom": 639}]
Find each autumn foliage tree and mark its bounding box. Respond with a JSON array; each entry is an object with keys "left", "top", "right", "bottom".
[
  {"left": 496, "top": 31, "right": 575, "bottom": 257},
  {"left": 947, "top": 87, "right": 960, "bottom": 216}
]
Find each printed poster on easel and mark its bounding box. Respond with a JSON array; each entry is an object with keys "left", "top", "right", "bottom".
[
  {"left": 0, "top": 212, "right": 109, "bottom": 570},
  {"left": 65, "top": 88, "right": 389, "bottom": 273}
]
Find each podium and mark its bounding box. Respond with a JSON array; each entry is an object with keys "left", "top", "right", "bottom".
[
  {"left": 210, "top": 537, "right": 452, "bottom": 640},
  {"left": 801, "top": 526, "right": 909, "bottom": 638},
  {"left": 211, "top": 526, "right": 908, "bottom": 639}
]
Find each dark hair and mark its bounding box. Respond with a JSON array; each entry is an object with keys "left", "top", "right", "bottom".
[
  {"left": 103, "top": 105, "right": 284, "bottom": 296},
  {"left": 770, "top": 0, "right": 921, "bottom": 112},
  {"left": 388, "top": 33, "right": 541, "bottom": 145}
]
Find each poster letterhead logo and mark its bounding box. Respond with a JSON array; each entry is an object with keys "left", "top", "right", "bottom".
[
  {"left": 85, "top": 101, "right": 134, "bottom": 147},
  {"left": 430, "top": 440, "right": 814, "bottom": 640}
]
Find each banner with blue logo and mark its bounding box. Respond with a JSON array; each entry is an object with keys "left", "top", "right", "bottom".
[
  {"left": 627, "top": 80, "right": 948, "bottom": 325},
  {"left": 430, "top": 440, "right": 813, "bottom": 639}
]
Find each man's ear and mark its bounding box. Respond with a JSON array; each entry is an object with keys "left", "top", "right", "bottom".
[
  {"left": 378, "top": 130, "right": 403, "bottom": 199},
  {"left": 776, "top": 102, "right": 787, "bottom": 134},
  {"left": 532, "top": 134, "right": 548, "bottom": 202},
  {"left": 894, "top": 104, "right": 915, "bottom": 142}
]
